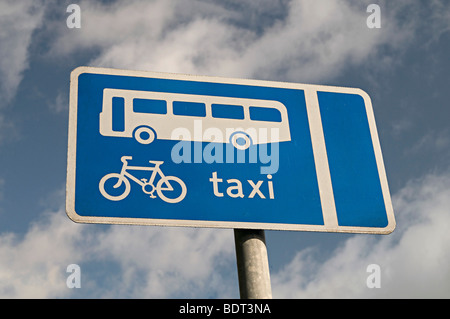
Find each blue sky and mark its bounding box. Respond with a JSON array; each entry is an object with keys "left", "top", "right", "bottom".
[{"left": 1, "top": 0, "right": 450, "bottom": 298}]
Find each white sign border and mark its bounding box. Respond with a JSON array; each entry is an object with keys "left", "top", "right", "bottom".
[{"left": 66, "top": 66, "right": 396, "bottom": 234}]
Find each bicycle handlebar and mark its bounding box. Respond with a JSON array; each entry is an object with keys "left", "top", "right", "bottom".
[{"left": 121, "top": 156, "right": 133, "bottom": 163}]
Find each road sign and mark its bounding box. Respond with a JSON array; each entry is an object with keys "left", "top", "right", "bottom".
[{"left": 66, "top": 66, "right": 395, "bottom": 234}]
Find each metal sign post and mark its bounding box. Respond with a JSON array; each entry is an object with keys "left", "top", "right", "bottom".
[{"left": 234, "top": 229, "right": 272, "bottom": 299}]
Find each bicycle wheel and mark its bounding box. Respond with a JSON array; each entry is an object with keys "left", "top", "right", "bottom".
[
  {"left": 99, "top": 173, "right": 131, "bottom": 201},
  {"left": 156, "top": 176, "right": 187, "bottom": 204}
]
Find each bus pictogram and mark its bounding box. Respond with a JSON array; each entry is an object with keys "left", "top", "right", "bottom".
[{"left": 99, "top": 89, "right": 291, "bottom": 150}]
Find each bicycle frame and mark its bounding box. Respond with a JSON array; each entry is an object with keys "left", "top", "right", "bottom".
[{"left": 116, "top": 156, "right": 172, "bottom": 190}]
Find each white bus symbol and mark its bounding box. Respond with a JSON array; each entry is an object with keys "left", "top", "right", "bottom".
[{"left": 99, "top": 89, "right": 291, "bottom": 150}]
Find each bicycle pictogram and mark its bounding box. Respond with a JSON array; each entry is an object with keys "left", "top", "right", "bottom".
[{"left": 99, "top": 156, "right": 187, "bottom": 204}]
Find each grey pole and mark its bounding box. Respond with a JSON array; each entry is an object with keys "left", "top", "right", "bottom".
[{"left": 234, "top": 229, "right": 272, "bottom": 299}]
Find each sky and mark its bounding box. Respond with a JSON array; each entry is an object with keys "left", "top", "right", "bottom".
[{"left": 0, "top": 0, "right": 450, "bottom": 298}]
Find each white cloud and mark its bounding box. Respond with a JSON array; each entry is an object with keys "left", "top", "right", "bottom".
[
  {"left": 0, "top": 204, "right": 235, "bottom": 298},
  {"left": 90, "top": 225, "right": 234, "bottom": 298},
  {"left": 50, "top": 0, "right": 421, "bottom": 82},
  {"left": 2, "top": 0, "right": 448, "bottom": 106},
  {"left": 0, "top": 211, "right": 84, "bottom": 298},
  {"left": 48, "top": 92, "right": 68, "bottom": 114},
  {"left": 0, "top": 0, "right": 45, "bottom": 103},
  {"left": 272, "top": 172, "right": 450, "bottom": 298}
]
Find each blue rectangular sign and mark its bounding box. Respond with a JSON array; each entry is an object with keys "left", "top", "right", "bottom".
[{"left": 66, "top": 67, "right": 395, "bottom": 234}]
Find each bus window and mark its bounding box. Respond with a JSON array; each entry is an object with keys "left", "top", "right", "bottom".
[
  {"left": 173, "top": 101, "right": 206, "bottom": 117},
  {"left": 211, "top": 104, "right": 244, "bottom": 120},
  {"left": 112, "top": 97, "right": 125, "bottom": 132},
  {"left": 133, "top": 98, "right": 167, "bottom": 114},
  {"left": 249, "top": 106, "right": 282, "bottom": 122}
]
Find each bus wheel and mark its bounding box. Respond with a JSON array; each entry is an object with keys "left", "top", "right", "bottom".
[
  {"left": 134, "top": 126, "right": 156, "bottom": 144},
  {"left": 230, "top": 132, "right": 252, "bottom": 150}
]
